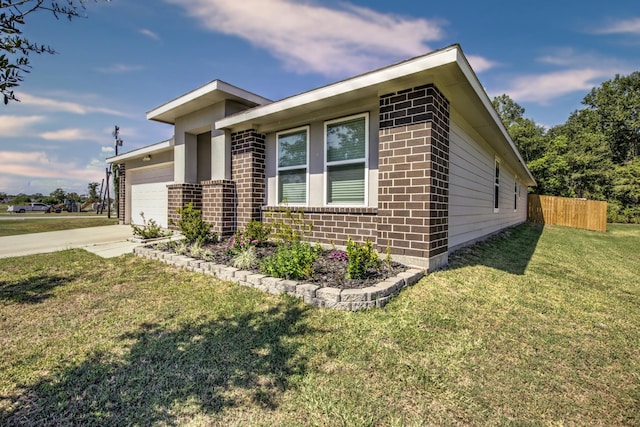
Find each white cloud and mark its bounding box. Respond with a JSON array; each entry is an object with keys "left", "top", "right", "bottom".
[
  {"left": 0, "top": 115, "right": 46, "bottom": 136},
  {"left": 18, "top": 93, "right": 128, "bottom": 117},
  {"left": 467, "top": 55, "right": 498, "bottom": 73},
  {"left": 165, "top": 0, "right": 444, "bottom": 76},
  {"left": 96, "top": 63, "right": 145, "bottom": 74},
  {"left": 102, "top": 146, "right": 115, "bottom": 154},
  {"left": 0, "top": 150, "right": 105, "bottom": 184},
  {"left": 139, "top": 28, "right": 160, "bottom": 40},
  {"left": 39, "top": 128, "right": 111, "bottom": 144},
  {"left": 500, "top": 68, "right": 615, "bottom": 104},
  {"left": 597, "top": 17, "right": 640, "bottom": 34}
]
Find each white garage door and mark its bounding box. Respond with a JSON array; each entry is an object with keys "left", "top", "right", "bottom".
[{"left": 129, "top": 164, "right": 173, "bottom": 228}]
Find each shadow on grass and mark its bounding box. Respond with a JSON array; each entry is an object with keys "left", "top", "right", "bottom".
[
  {"left": 446, "top": 222, "right": 543, "bottom": 275},
  {"left": 0, "top": 298, "right": 310, "bottom": 425},
  {"left": 0, "top": 274, "right": 77, "bottom": 304}
]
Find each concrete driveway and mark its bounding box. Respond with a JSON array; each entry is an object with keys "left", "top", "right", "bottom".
[{"left": 0, "top": 225, "right": 141, "bottom": 259}]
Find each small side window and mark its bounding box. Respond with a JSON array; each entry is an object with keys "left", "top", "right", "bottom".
[{"left": 494, "top": 159, "right": 500, "bottom": 212}]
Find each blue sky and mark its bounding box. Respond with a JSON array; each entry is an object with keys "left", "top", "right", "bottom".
[{"left": 1, "top": 0, "right": 639, "bottom": 196}]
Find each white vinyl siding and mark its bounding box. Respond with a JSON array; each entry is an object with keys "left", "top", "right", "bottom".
[
  {"left": 448, "top": 117, "right": 527, "bottom": 251},
  {"left": 324, "top": 113, "right": 368, "bottom": 205},
  {"left": 277, "top": 126, "right": 308, "bottom": 205}
]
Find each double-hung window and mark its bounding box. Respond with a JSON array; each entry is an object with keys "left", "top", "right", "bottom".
[
  {"left": 277, "top": 126, "right": 308, "bottom": 205},
  {"left": 325, "top": 113, "right": 368, "bottom": 205}
]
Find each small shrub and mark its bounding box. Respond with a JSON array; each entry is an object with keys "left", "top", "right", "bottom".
[
  {"left": 226, "top": 230, "right": 259, "bottom": 254},
  {"left": 131, "top": 212, "right": 169, "bottom": 239},
  {"left": 385, "top": 246, "right": 393, "bottom": 270},
  {"left": 261, "top": 241, "right": 320, "bottom": 280},
  {"left": 232, "top": 247, "right": 258, "bottom": 270},
  {"left": 244, "top": 221, "right": 272, "bottom": 245},
  {"left": 189, "top": 240, "right": 204, "bottom": 258},
  {"left": 174, "top": 203, "right": 214, "bottom": 245},
  {"left": 267, "top": 204, "right": 313, "bottom": 244},
  {"left": 346, "top": 237, "right": 381, "bottom": 280},
  {"left": 174, "top": 240, "right": 189, "bottom": 256},
  {"left": 201, "top": 248, "right": 213, "bottom": 261}
]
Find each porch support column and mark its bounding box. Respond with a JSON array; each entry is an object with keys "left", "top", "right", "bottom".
[
  {"left": 231, "top": 129, "right": 266, "bottom": 229},
  {"left": 167, "top": 183, "right": 202, "bottom": 230}
]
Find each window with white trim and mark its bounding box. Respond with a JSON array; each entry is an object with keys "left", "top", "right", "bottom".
[
  {"left": 494, "top": 158, "right": 500, "bottom": 212},
  {"left": 277, "top": 126, "right": 308, "bottom": 204},
  {"left": 325, "top": 113, "right": 368, "bottom": 205}
]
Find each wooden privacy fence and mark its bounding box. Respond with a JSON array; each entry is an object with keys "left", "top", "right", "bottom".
[{"left": 527, "top": 194, "right": 607, "bottom": 232}]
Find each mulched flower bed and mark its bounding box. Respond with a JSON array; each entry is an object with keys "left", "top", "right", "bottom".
[{"left": 152, "top": 240, "right": 408, "bottom": 290}]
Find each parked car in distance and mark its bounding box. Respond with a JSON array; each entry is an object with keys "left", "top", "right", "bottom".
[{"left": 7, "top": 202, "right": 52, "bottom": 213}]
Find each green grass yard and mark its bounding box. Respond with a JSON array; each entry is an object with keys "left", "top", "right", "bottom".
[
  {"left": 0, "top": 217, "right": 118, "bottom": 236},
  {"left": 0, "top": 223, "right": 638, "bottom": 425}
]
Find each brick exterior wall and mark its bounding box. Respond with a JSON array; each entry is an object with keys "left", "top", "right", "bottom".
[
  {"left": 231, "top": 130, "right": 265, "bottom": 229},
  {"left": 117, "top": 164, "right": 125, "bottom": 223},
  {"left": 378, "top": 84, "right": 450, "bottom": 265},
  {"left": 167, "top": 183, "right": 202, "bottom": 230},
  {"left": 178, "top": 85, "right": 449, "bottom": 269},
  {"left": 262, "top": 206, "right": 378, "bottom": 246},
  {"left": 202, "top": 180, "right": 236, "bottom": 237}
]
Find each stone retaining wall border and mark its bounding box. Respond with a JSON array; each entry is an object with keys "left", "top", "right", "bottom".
[{"left": 133, "top": 247, "right": 424, "bottom": 311}]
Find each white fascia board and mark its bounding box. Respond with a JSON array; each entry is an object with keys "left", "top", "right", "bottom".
[
  {"left": 216, "top": 46, "right": 460, "bottom": 130},
  {"left": 106, "top": 139, "right": 172, "bottom": 164},
  {"left": 146, "top": 80, "right": 271, "bottom": 122},
  {"left": 453, "top": 51, "right": 537, "bottom": 186}
]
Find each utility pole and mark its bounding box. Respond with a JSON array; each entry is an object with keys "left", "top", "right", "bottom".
[
  {"left": 106, "top": 167, "right": 112, "bottom": 219},
  {"left": 113, "top": 125, "right": 123, "bottom": 156},
  {"left": 112, "top": 125, "right": 124, "bottom": 220}
]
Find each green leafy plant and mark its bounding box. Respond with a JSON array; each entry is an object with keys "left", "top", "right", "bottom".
[
  {"left": 174, "top": 240, "right": 189, "bottom": 256},
  {"left": 244, "top": 220, "right": 272, "bottom": 245},
  {"left": 266, "top": 204, "right": 313, "bottom": 244},
  {"left": 189, "top": 240, "right": 204, "bottom": 258},
  {"left": 346, "top": 237, "right": 381, "bottom": 280},
  {"left": 131, "top": 212, "right": 169, "bottom": 239},
  {"left": 226, "top": 230, "right": 258, "bottom": 254},
  {"left": 174, "top": 203, "right": 215, "bottom": 245},
  {"left": 232, "top": 247, "right": 258, "bottom": 270},
  {"left": 260, "top": 241, "right": 320, "bottom": 280},
  {"left": 385, "top": 246, "right": 393, "bottom": 270}
]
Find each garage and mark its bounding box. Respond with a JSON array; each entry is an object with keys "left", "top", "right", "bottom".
[{"left": 128, "top": 164, "right": 174, "bottom": 228}]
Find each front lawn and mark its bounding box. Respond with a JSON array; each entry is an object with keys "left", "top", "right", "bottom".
[
  {"left": 0, "top": 217, "right": 118, "bottom": 236},
  {"left": 0, "top": 223, "right": 638, "bottom": 425}
]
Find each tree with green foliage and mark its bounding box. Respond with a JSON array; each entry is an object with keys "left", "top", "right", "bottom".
[
  {"left": 65, "top": 191, "right": 80, "bottom": 202},
  {"left": 608, "top": 158, "right": 640, "bottom": 223},
  {"left": 1, "top": 0, "right": 105, "bottom": 103},
  {"left": 548, "top": 111, "right": 613, "bottom": 200},
  {"left": 12, "top": 193, "right": 29, "bottom": 204},
  {"left": 582, "top": 72, "right": 640, "bottom": 163},
  {"left": 492, "top": 94, "right": 547, "bottom": 163},
  {"left": 87, "top": 182, "right": 99, "bottom": 201},
  {"left": 49, "top": 187, "right": 66, "bottom": 203},
  {"left": 494, "top": 86, "right": 640, "bottom": 223}
]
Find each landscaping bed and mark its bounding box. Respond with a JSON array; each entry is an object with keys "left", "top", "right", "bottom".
[
  {"left": 142, "top": 205, "right": 410, "bottom": 291},
  {"left": 149, "top": 239, "right": 408, "bottom": 290}
]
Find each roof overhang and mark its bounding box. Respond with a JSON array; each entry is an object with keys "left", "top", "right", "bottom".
[
  {"left": 146, "top": 80, "right": 272, "bottom": 125},
  {"left": 106, "top": 139, "right": 173, "bottom": 164},
  {"left": 216, "top": 44, "right": 535, "bottom": 186}
]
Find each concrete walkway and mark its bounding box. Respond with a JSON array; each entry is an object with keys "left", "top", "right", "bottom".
[{"left": 0, "top": 225, "right": 142, "bottom": 259}]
